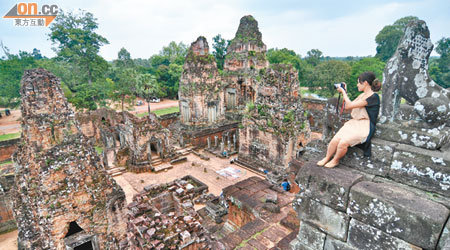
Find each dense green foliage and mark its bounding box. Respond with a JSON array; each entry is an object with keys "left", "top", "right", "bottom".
[
  {"left": 347, "top": 57, "right": 385, "bottom": 99},
  {"left": 0, "top": 50, "right": 36, "bottom": 107},
  {"left": 212, "top": 34, "right": 230, "bottom": 70},
  {"left": 375, "top": 16, "right": 419, "bottom": 62},
  {"left": 49, "top": 10, "right": 110, "bottom": 85},
  {"left": 429, "top": 38, "right": 450, "bottom": 88}
]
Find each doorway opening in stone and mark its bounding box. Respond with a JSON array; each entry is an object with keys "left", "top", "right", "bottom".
[
  {"left": 74, "top": 241, "right": 94, "bottom": 250},
  {"left": 150, "top": 142, "right": 158, "bottom": 157},
  {"left": 65, "top": 221, "right": 83, "bottom": 238}
]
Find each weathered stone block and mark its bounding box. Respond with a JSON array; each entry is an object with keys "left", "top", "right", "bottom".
[
  {"left": 348, "top": 181, "right": 449, "bottom": 249},
  {"left": 297, "top": 222, "right": 326, "bottom": 250},
  {"left": 293, "top": 193, "right": 349, "bottom": 241},
  {"left": 342, "top": 138, "right": 397, "bottom": 176},
  {"left": 442, "top": 237, "right": 450, "bottom": 250},
  {"left": 389, "top": 142, "right": 450, "bottom": 196},
  {"left": 375, "top": 123, "right": 450, "bottom": 150},
  {"left": 289, "top": 238, "right": 315, "bottom": 250},
  {"left": 324, "top": 235, "right": 357, "bottom": 250},
  {"left": 296, "top": 162, "right": 363, "bottom": 212},
  {"left": 348, "top": 219, "right": 422, "bottom": 250},
  {"left": 438, "top": 219, "right": 450, "bottom": 250}
]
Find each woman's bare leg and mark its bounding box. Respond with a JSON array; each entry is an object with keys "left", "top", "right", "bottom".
[
  {"left": 325, "top": 140, "right": 349, "bottom": 168},
  {"left": 317, "top": 137, "right": 340, "bottom": 166}
]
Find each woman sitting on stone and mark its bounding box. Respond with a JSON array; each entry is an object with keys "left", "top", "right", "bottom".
[{"left": 317, "top": 71, "right": 381, "bottom": 168}]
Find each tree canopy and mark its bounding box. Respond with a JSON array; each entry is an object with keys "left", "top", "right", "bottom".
[
  {"left": 49, "top": 10, "right": 109, "bottom": 85},
  {"left": 375, "top": 16, "right": 419, "bottom": 62},
  {"left": 212, "top": 34, "right": 230, "bottom": 70}
]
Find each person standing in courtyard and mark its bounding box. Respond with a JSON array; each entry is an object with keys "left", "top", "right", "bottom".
[{"left": 317, "top": 71, "right": 381, "bottom": 168}]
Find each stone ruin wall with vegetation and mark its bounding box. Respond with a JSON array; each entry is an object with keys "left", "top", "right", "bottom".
[
  {"left": 12, "top": 69, "right": 127, "bottom": 249},
  {"left": 179, "top": 36, "right": 225, "bottom": 128},
  {"left": 239, "top": 64, "right": 310, "bottom": 173}
]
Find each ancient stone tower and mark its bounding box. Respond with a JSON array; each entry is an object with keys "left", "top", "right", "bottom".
[
  {"left": 239, "top": 64, "right": 310, "bottom": 174},
  {"left": 12, "top": 69, "right": 127, "bottom": 249},
  {"left": 179, "top": 36, "right": 225, "bottom": 127},
  {"left": 223, "top": 15, "right": 269, "bottom": 112}
]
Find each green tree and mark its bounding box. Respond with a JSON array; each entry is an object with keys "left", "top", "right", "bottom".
[
  {"left": 136, "top": 73, "right": 164, "bottom": 117},
  {"left": 0, "top": 50, "right": 36, "bottom": 107},
  {"left": 347, "top": 57, "right": 385, "bottom": 99},
  {"left": 49, "top": 10, "right": 109, "bottom": 85},
  {"left": 31, "top": 48, "right": 43, "bottom": 59},
  {"left": 115, "top": 47, "right": 134, "bottom": 68},
  {"left": 212, "top": 34, "right": 230, "bottom": 70},
  {"left": 431, "top": 37, "right": 450, "bottom": 88},
  {"left": 375, "top": 16, "right": 419, "bottom": 62},
  {"left": 110, "top": 68, "right": 137, "bottom": 111},
  {"left": 36, "top": 58, "right": 83, "bottom": 91},
  {"left": 146, "top": 41, "right": 187, "bottom": 99},
  {"left": 68, "top": 78, "right": 113, "bottom": 110},
  {"left": 159, "top": 41, "right": 188, "bottom": 63},
  {"left": 267, "top": 48, "right": 301, "bottom": 69},
  {"left": 267, "top": 48, "right": 311, "bottom": 85},
  {"left": 310, "top": 60, "right": 351, "bottom": 97},
  {"left": 305, "top": 49, "right": 323, "bottom": 66}
]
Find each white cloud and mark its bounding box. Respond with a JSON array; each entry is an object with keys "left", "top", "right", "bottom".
[{"left": 262, "top": 2, "right": 409, "bottom": 57}]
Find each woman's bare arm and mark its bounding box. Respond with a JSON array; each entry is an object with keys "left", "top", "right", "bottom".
[{"left": 337, "top": 87, "right": 368, "bottom": 110}]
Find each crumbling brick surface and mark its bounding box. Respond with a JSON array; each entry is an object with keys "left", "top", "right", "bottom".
[
  {"left": 215, "top": 176, "right": 295, "bottom": 248},
  {"left": 122, "top": 177, "right": 213, "bottom": 249},
  {"left": 12, "top": 69, "right": 127, "bottom": 249},
  {"left": 239, "top": 64, "right": 310, "bottom": 174},
  {"left": 179, "top": 36, "right": 225, "bottom": 127},
  {"left": 77, "top": 108, "right": 175, "bottom": 172}
]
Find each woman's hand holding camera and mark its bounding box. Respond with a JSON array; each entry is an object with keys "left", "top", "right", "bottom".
[{"left": 337, "top": 82, "right": 346, "bottom": 94}]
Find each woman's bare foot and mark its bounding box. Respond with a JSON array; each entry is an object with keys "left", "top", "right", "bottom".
[
  {"left": 317, "top": 158, "right": 329, "bottom": 166},
  {"left": 324, "top": 160, "right": 339, "bottom": 168}
]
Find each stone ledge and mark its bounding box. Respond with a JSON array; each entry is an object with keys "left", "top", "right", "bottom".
[
  {"left": 324, "top": 235, "right": 357, "bottom": 250},
  {"left": 348, "top": 181, "right": 449, "bottom": 249},
  {"left": 389, "top": 142, "right": 450, "bottom": 196},
  {"left": 375, "top": 123, "right": 450, "bottom": 150},
  {"left": 293, "top": 193, "right": 349, "bottom": 241},
  {"left": 342, "top": 138, "right": 397, "bottom": 177},
  {"left": 348, "top": 219, "right": 421, "bottom": 250},
  {"left": 290, "top": 238, "right": 315, "bottom": 250},
  {"left": 296, "top": 222, "right": 326, "bottom": 250},
  {"left": 438, "top": 219, "right": 450, "bottom": 250},
  {"left": 295, "top": 162, "right": 363, "bottom": 212}
]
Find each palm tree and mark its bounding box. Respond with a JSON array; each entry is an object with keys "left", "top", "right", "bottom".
[{"left": 136, "top": 73, "right": 162, "bottom": 119}]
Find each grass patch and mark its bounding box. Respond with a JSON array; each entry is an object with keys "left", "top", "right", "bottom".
[
  {"left": 234, "top": 227, "right": 269, "bottom": 249},
  {"left": 136, "top": 106, "right": 179, "bottom": 118},
  {"left": 0, "top": 160, "right": 13, "bottom": 167},
  {"left": 94, "top": 146, "right": 104, "bottom": 154},
  {"left": 0, "top": 132, "right": 21, "bottom": 141}
]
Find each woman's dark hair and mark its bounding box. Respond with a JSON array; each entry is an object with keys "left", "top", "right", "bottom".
[{"left": 358, "top": 71, "right": 382, "bottom": 92}]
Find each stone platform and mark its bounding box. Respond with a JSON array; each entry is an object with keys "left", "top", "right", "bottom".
[{"left": 291, "top": 143, "right": 450, "bottom": 250}]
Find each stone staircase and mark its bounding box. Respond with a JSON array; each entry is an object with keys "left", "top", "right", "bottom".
[
  {"left": 290, "top": 123, "right": 450, "bottom": 250},
  {"left": 105, "top": 150, "right": 125, "bottom": 177},
  {"left": 106, "top": 167, "right": 126, "bottom": 177}
]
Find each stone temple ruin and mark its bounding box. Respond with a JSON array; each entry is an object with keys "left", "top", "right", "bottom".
[
  {"left": 239, "top": 64, "right": 310, "bottom": 175},
  {"left": 12, "top": 69, "right": 127, "bottom": 249},
  {"left": 76, "top": 108, "right": 176, "bottom": 173},
  {"left": 2, "top": 15, "right": 450, "bottom": 250}
]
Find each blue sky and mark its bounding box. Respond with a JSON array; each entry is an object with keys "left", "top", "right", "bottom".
[{"left": 1, "top": 0, "right": 449, "bottom": 60}]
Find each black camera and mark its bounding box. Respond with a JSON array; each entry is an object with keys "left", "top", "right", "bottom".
[{"left": 334, "top": 82, "right": 346, "bottom": 91}]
